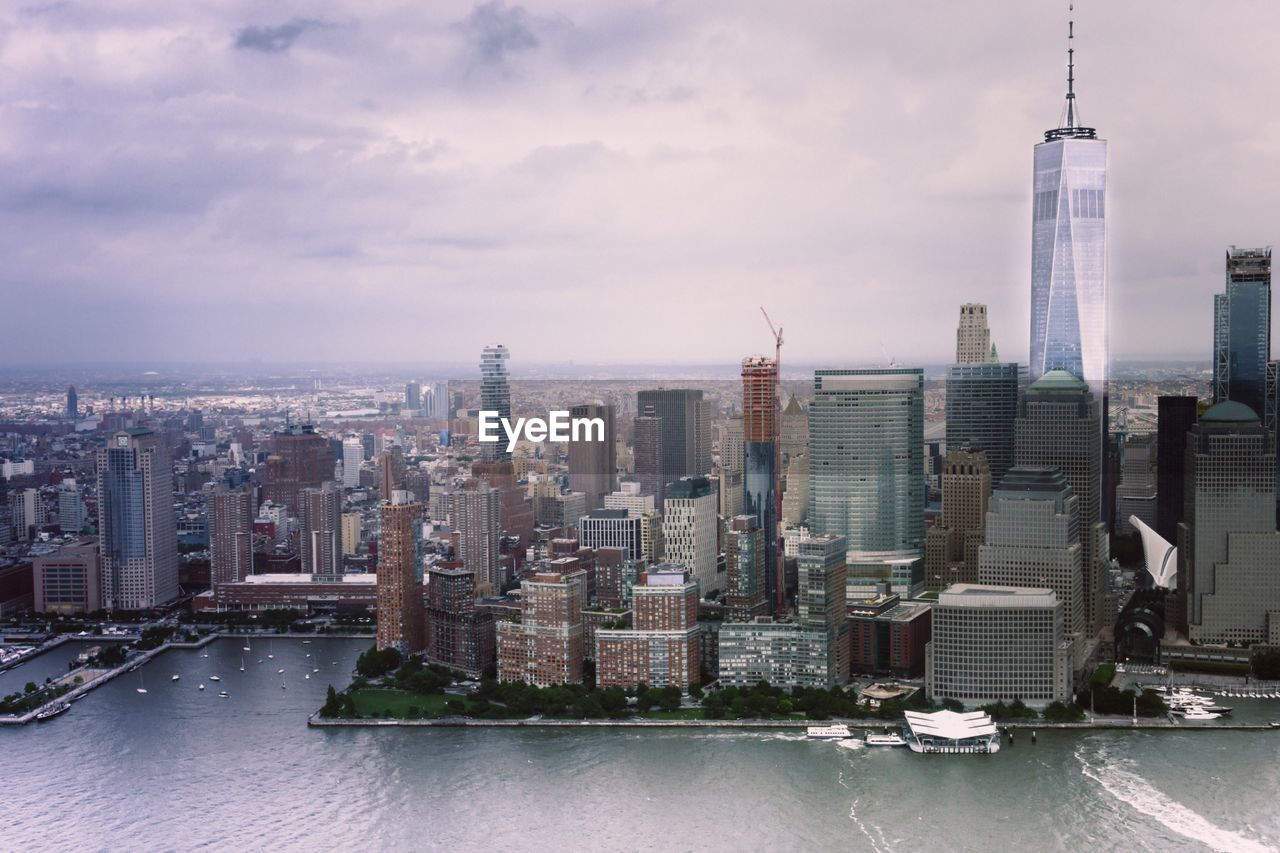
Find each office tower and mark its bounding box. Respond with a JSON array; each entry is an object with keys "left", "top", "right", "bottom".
[
  {"left": 377, "top": 450, "right": 398, "bottom": 497},
  {"left": 636, "top": 389, "right": 712, "bottom": 487},
  {"left": 1181, "top": 402, "right": 1280, "bottom": 642},
  {"left": 456, "top": 480, "right": 503, "bottom": 591},
  {"left": 298, "top": 482, "right": 343, "bottom": 578},
  {"left": 603, "top": 483, "right": 655, "bottom": 515},
  {"left": 496, "top": 562, "right": 587, "bottom": 686},
  {"left": 662, "top": 476, "right": 718, "bottom": 595},
  {"left": 724, "top": 515, "right": 767, "bottom": 621},
  {"left": 579, "top": 509, "right": 643, "bottom": 560},
  {"left": 924, "top": 448, "right": 991, "bottom": 589},
  {"left": 955, "top": 303, "right": 992, "bottom": 364},
  {"left": 1213, "top": 247, "right": 1272, "bottom": 418},
  {"left": 808, "top": 368, "right": 924, "bottom": 557},
  {"left": 717, "top": 467, "right": 743, "bottom": 519},
  {"left": 33, "top": 539, "right": 101, "bottom": 614},
  {"left": 633, "top": 416, "right": 665, "bottom": 506},
  {"left": 567, "top": 403, "right": 617, "bottom": 510},
  {"left": 1115, "top": 435, "right": 1157, "bottom": 535},
  {"left": 97, "top": 428, "right": 180, "bottom": 610},
  {"left": 425, "top": 565, "right": 495, "bottom": 677},
  {"left": 472, "top": 459, "right": 534, "bottom": 547},
  {"left": 210, "top": 486, "right": 254, "bottom": 588},
  {"left": 977, "top": 468, "right": 1084, "bottom": 648},
  {"left": 535, "top": 491, "right": 587, "bottom": 532},
  {"left": 780, "top": 395, "right": 808, "bottom": 467},
  {"left": 376, "top": 492, "right": 425, "bottom": 653},
  {"left": 479, "top": 344, "right": 512, "bottom": 461},
  {"left": 945, "top": 362, "right": 1020, "bottom": 485},
  {"left": 925, "top": 584, "right": 1073, "bottom": 706},
  {"left": 66, "top": 386, "right": 77, "bottom": 420},
  {"left": 595, "top": 565, "right": 702, "bottom": 691},
  {"left": 341, "top": 436, "right": 362, "bottom": 488},
  {"left": 795, "top": 532, "right": 850, "bottom": 684},
  {"left": 340, "top": 511, "right": 361, "bottom": 555},
  {"left": 405, "top": 381, "right": 421, "bottom": 412},
  {"left": 264, "top": 423, "right": 331, "bottom": 513},
  {"left": 1015, "top": 370, "right": 1105, "bottom": 635},
  {"left": 781, "top": 453, "right": 808, "bottom": 525},
  {"left": 742, "top": 356, "right": 781, "bottom": 613},
  {"left": 721, "top": 416, "right": 744, "bottom": 472},
  {"left": 1029, "top": 21, "right": 1108, "bottom": 399},
  {"left": 57, "top": 480, "right": 84, "bottom": 533},
  {"left": 1156, "top": 396, "right": 1199, "bottom": 541},
  {"left": 431, "top": 381, "right": 450, "bottom": 419},
  {"left": 10, "top": 487, "right": 37, "bottom": 541}
]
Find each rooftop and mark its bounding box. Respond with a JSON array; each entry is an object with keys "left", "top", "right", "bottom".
[
  {"left": 1027, "top": 369, "right": 1087, "bottom": 393},
  {"left": 1200, "top": 400, "right": 1259, "bottom": 425}
]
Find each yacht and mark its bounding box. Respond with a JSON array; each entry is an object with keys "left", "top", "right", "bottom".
[
  {"left": 1178, "top": 708, "right": 1221, "bottom": 721},
  {"left": 171, "top": 675, "right": 180, "bottom": 682},
  {"left": 806, "top": 724, "right": 852, "bottom": 740},
  {"left": 218, "top": 691, "right": 230, "bottom": 699},
  {"left": 865, "top": 732, "right": 908, "bottom": 747},
  {"left": 35, "top": 702, "right": 71, "bottom": 722},
  {"left": 209, "top": 675, "right": 221, "bottom": 682}
]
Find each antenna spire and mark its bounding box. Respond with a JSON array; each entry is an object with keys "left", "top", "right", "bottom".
[{"left": 1044, "top": 2, "right": 1096, "bottom": 142}]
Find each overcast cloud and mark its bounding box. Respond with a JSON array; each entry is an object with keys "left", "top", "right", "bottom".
[{"left": 2, "top": 1, "right": 1278, "bottom": 367}]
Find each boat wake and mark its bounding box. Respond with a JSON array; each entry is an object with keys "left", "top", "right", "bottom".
[
  {"left": 1076, "top": 745, "right": 1272, "bottom": 853},
  {"left": 835, "top": 738, "right": 866, "bottom": 752},
  {"left": 847, "top": 797, "right": 891, "bottom": 853}
]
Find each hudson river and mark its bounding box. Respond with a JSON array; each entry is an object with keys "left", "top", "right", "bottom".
[{"left": 5, "top": 637, "right": 1279, "bottom": 851}]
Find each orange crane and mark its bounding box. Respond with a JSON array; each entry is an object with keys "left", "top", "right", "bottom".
[{"left": 760, "top": 307, "right": 786, "bottom": 615}]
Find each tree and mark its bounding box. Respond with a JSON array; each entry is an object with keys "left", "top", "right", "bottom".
[
  {"left": 320, "top": 686, "right": 342, "bottom": 718},
  {"left": 1253, "top": 648, "right": 1280, "bottom": 680}
]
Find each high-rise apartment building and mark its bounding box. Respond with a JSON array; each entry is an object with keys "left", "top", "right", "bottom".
[
  {"left": 721, "top": 415, "right": 744, "bottom": 472},
  {"left": 636, "top": 389, "right": 711, "bottom": 487},
  {"left": 1156, "top": 396, "right": 1199, "bottom": 542},
  {"left": 717, "top": 467, "right": 743, "bottom": 520},
  {"left": 945, "top": 362, "right": 1020, "bottom": 485},
  {"left": 455, "top": 480, "right": 502, "bottom": 591},
  {"left": 567, "top": 403, "right": 617, "bottom": 511},
  {"left": 808, "top": 368, "right": 924, "bottom": 559},
  {"left": 264, "top": 423, "right": 331, "bottom": 513},
  {"left": 955, "top": 303, "right": 992, "bottom": 363},
  {"left": 425, "top": 565, "right": 495, "bottom": 677},
  {"left": 977, "top": 468, "right": 1085, "bottom": 650},
  {"left": 662, "top": 476, "right": 718, "bottom": 596},
  {"left": 66, "top": 385, "right": 77, "bottom": 420},
  {"left": 340, "top": 511, "right": 361, "bottom": 555},
  {"left": 210, "top": 485, "right": 254, "bottom": 588},
  {"left": 298, "top": 482, "right": 343, "bottom": 578},
  {"left": 795, "top": 532, "right": 850, "bottom": 685},
  {"left": 405, "top": 381, "right": 421, "bottom": 412},
  {"left": 496, "top": 562, "right": 587, "bottom": 686},
  {"left": 724, "top": 515, "right": 767, "bottom": 621},
  {"left": 479, "top": 345, "right": 512, "bottom": 461},
  {"left": 376, "top": 492, "right": 425, "bottom": 653},
  {"left": 926, "top": 584, "right": 1073, "bottom": 707},
  {"left": 595, "top": 565, "right": 702, "bottom": 691},
  {"left": 97, "top": 428, "right": 180, "bottom": 610},
  {"left": 472, "top": 459, "right": 534, "bottom": 548},
  {"left": 57, "top": 480, "right": 84, "bottom": 533},
  {"left": 1015, "top": 370, "right": 1106, "bottom": 635},
  {"left": 1213, "top": 247, "right": 1272, "bottom": 419},
  {"left": 430, "top": 381, "right": 450, "bottom": 420},
  {"left": 741, "top": 356, "right": 780, "bottom": 613},
  {"left": 924, "top": 448, "right": 991, "bottom": 589}
]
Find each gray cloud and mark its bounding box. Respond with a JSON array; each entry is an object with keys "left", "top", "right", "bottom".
[{"left": 234, "top": 18, "right": 328, "bottom": 53}]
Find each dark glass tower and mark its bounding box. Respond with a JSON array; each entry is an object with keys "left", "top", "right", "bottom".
[
  {"left": 1155, "top": 396, "right": 1198, "bottom": 542},
  {"left": 945, "top": 362, "right": 1021, "bottom": 485},
  {"left": 1213, "top": 247, "right": 1272, "bottom": 419}
]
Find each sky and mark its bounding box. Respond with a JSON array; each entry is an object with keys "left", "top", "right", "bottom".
[{"left": 3, "top": 1, "right": 1279, "bottom": 367}]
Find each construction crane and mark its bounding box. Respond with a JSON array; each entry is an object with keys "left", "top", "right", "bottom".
[{"left": 760, "top": 307, "right": 786, "bottom": 616}]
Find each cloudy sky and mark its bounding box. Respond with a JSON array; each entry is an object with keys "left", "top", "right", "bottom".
[{"left": 4, "top": 1, "right": 1279, "bottom": 367}]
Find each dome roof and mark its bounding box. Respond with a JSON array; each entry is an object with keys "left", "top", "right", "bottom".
[
  {"left": 1200, "top": 400, "right": 1259, "bottom": 424},
  {"left": 1027, "top": 369, "right": 1087, "bottom": 392}
]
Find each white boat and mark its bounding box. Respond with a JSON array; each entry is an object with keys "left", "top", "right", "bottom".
[
  {"left": 1179, "top": 708, "right": 1221, "bottom": 720},
  {"left": 171, "top": 675, "right": 180, "bottom": 682},
  {"left": 218, "top": 691, "right": 230, "bottom": 699},
  {"left": 198, "top": 684, "right": 205, "bottom": 691},
  {"left": 806, "top": 724, "right": 851, "bottom": 740},
  {"left": 277, "top": 668, "right": 285, "bottom": 674},
  {"left": 865, "top": 732, "right": 908, "bottom": 747},
  {"left": 209, "top": 676, "right": 221, "bottom": 682},
  {"left": 36, "top": 702, "right": 71, "bottom": 721},
  {"left": 136, "top": 673, "right": 147, "bottom": 694},
  {"left": 240, "top": 657, "right": 245, "bottom": 672},
  {"left": 304, "top": 674, "right": 310, "bottom": 680}
]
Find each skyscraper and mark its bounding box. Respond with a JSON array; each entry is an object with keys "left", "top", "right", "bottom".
[
  {"left": 298, "top": 482, "right": 343, "bottom": 578},
  {"left": 808, "top": 368, "right": 924, "bottom": 559},
  {"left": 66, "top": 385, "right": 77, "bottom": 420},
  {"left": 210, "top": 485, "right": 254, "bottom": 589},
  {"left": 1014, "top": 370, "right": 1106, "bottom": 635},
  {"left": 479, "top": 345, "right": 512, "bottom": 461},
  {"left": 724, "top": 515, "right": 767, "bottom": 621},
  {"left": 1029, "top": 21, "right": 1108, "bottom": 398},
  {"left": 57, "top": 480, "right": 84, "bottom": 534},
  {"left": 595, "top": 565, "right": 702, "bottom": 691},
  {"left": 741, "top": 355, "right": 780, "bottom": 612},
  {"left": 567, "top": 403, "right": 617, "bottom": 511},
  {"left": 264, "top": 423, "right": 331, "bottom": 513},
  {"left": 430, "top": 381, "right": 450, "bottom": 420},
  {"left": 924, "top": 447, "right": 991, "bottom": 589},
  {"left": 497, "top": 562, "right": 587, "bottom": 686},
  {"left": 425, "top": 565, "right": 494, "bottom": 677},
  {"left": 636, "top": 389, "right": 711, "bottom": 488},
  {"left": 341, "top": 435, "right": 363, "bottom": 489},
  {"left": 662, "top": 476, "right": 718, "bottom": 596},
  {"left": 1156, "top": 396, "right": 1198, "bottom": 542},
  {"left": 632, "top": 415, "right": 664, "bottom": 506},
  {"left": 456, "top": 479, "right": 502, "bottom": 591},
  {"left": 376, "top": 492, "right": 425, "bottom": 653},
  {"left": 955, "top": 303, "right": 992, "bottom": 364},
  {"left": 946, "top": 363, "right": 1020, "bottom": 485},
  {"left": 1213, "top": 247, "right": 1272, "bottom": 418},
  {"left": 97, "top": 428, "right": 180, "bottom": 610},
  {"left": 795, "top": 533, "right": 850, "bottom": 685},
  {"left": 1115, "top": 435, "right": 1157, "bottom": 535},
  {"left": 404, "top": 381, "right": 422, "bottom": 412}
]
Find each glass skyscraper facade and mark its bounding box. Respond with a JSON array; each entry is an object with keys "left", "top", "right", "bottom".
[
  {"left": 808, "top": 368, "right": 924, "bottom": 558},
  {"left": 945, "top": 362, "right": 1021, "bottom": 486},
  {"left": 479, "top": 344, "right": 511, "bottom": 461},
  {"left": 1213, "top": 246, "right": 1272, "bottom": 420}
]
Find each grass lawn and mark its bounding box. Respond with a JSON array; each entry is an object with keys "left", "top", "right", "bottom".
[
  {"left": 639, "top": 708, "right": 706, "bottom": 720},
  {"left": 349, "top": 689, "right": 455, "bottom": 718}
]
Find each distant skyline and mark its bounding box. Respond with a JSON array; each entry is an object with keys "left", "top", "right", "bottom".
[{"left": 4, "top": 1, "right": 1279, "bottom": 365}]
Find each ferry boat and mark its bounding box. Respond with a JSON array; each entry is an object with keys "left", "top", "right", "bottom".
[
  {"left": 35, "top": 702, "right": 70, "bottom": 722},
  {"left": 806, "top": 724, "right": 852, "bottom": 740},
  {"left": 865, "top": 732, "right": 908, "bottom": 747}
]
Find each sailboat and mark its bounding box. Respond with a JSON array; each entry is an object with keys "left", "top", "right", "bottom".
[
  {"left": 243, "top": 637, "right": 251, "bottom": 653},
  {"left": 267, "top": 640, "right": 274, "bottom": 660},
  {"left": 239, "top": 656, "right": 245, "bottom": 672},
  {"left": 171, "top": 674, "right": 180, "bottom": 682},
  {"left": 281, "top": 674, "right": 287, "bottom": 690},
  {"left": 199, "top": 683, "right": 205, "bottom": 691},
  {"left": 136, "top": 673, "right": 147, "bottom": 694}
]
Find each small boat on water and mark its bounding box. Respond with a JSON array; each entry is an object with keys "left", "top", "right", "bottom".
[
  {"left": 209, "top": 676, "right": 221, "bottom": 682},
  {"left": 171, "top": 675, "right": 180, "bottom": 682},
  {"left": 1178, "top": 708, "right": 1221, "bottom": 721},
  {"left": 136, "top": 673, "right": 147, "bottom": 694},
  {"left": 806, "top": 724, "right": 851, "bottom": 740},
  {"left": 36, "top": 702, "right": 71, "bottom": 722},
  {"left": 198, "top": 684, "right": 205, "bottom": 691},
  {"left": 304, "top": 674, "right": 310, "bottom": 680},
  {"left": 218, "top": 691, "right": 230, "bottom": 699},
  {"left": 865, "top": 732, "right": 908, "bottom": 747},
  {"left": 277, "top": 668, "right": 285, "bottom": 674},
  {"left": 239, "top": 657, "right": 245, "bottom": 672}
]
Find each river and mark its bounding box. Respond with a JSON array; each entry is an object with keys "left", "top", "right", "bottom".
[{"left": 4, "top": 636, "right": 1279, "bottom": 851}]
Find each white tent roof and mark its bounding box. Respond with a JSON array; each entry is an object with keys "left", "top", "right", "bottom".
[{"left": 903, "top": 709, "right": 998, "bottom": 740}]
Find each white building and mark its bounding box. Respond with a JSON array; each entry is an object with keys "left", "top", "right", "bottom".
[
  {"left": 342, "top": 435, "right": 364, "bottom": 489},
  {"left": 662, "top": 477, "right": 718, "bottom": 596}
]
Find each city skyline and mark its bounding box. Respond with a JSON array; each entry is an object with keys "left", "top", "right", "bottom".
[{"left": 4, "top": 3, "right": 1280, "bottom": 366}]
